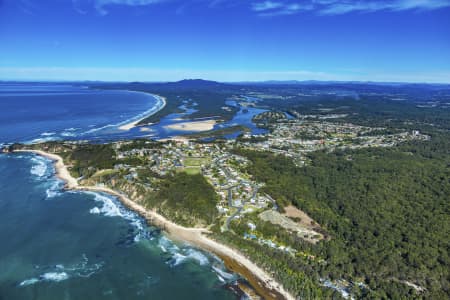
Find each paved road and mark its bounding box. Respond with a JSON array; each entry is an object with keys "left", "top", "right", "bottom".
[{"left": 225, "top": 206, "right": 243, "bottom": 231}]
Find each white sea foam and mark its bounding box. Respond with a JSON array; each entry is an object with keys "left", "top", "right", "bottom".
[
  {"left": 61, "top": 131, "right": 77, "bottom": 137},
  {"left": 159, "top": 236, "right": 179, "bottom": 254},
  {"left": 170, "top": 253, "right": 188, "bottom": 267},
  {"left": 130, "top": 217, "right": 145, "bottom": 242},
  {"left": 27, "top": 136, "right": 60, "bottom": 144},
  {"left": 19, "top": 272, "right": 68, "bottom": 287},
  {"left": 29, "top": 155, "right": 64, "bottom": 197},
  {"left": 82, "top": 93, "right": 165, "bottom": 135},
  {"left": 212, "top": 265, "right": 236, "bottom": 281},
  {"left": 86, "top": 191, "right": 148, "bottom": 242},
  {"left": 162, "top": 236, "right": 210, "bottom": 268},
  {"left": 89, "top": 207, "right": 101, "bottom": 214},
  {"left": 46, "top": 180, "right": 62, "bottom": 198},
  {"left": 167, "top": 249, "right": 209, "bottom": 267},
  {"left": 88, "top": 192, "right": 123, "bottom": 217},
  {"left": 19, "top": 278, "right": 39, "bottom": 286},
  {"left": 83, "top": 123, "right": 117, "bottom": 134},
  {"left": 116, "top": 94, "right": 166, "bottom": 127},
  {"left": 40, "top": 132, "right": 56, "bottom": 136},
  {"left": 60, "top": 127, "right": 80, "bottom": 137},
  {"left": 185, "top": 249, "right": 209, "bottom": 266},
  {"left": 40, "top": 272, "right": 69, "bottom": 282},
  {"left": 30, "top": 156, "right": 48, "bottom": 177},
  {"left": 19, "top": 254, "right": 103, "bottom": 287}
]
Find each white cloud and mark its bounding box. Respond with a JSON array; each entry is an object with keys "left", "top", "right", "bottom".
[
  {"left": 251, "top": 0, "right": 450, "bottom": 16},
  {"left": 252, "top": 1, "right": 283, "bottom": 12},
  {"left": 71, "top": 0, "right": 164, "bottom": 15},
  {"left": 97, "top": 0, "right": 163, "bottom": 15},
  {"left": 71, "top": 0, "right": 450, "bottom": 16},
  {"left": 73, "top": 0, "right": 241, "bottom": 15},
  {"left": 252, "top": 1, "right": 314, "bottom": 16}
]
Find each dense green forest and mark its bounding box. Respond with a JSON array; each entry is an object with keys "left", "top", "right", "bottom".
[
  {"left": 144, "top": 172, "right": 219, "bottom": 227},
  {"left": 289, "top": 97, "right": 450, "bottom": 131},
  {"left": 214, "top": 231, "right": 339, "bottom": 299},
  {"left": 232, "top": 133, "right": 450, "bottom": 299}
]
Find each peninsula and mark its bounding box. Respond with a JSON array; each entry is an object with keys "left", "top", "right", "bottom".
[{"left": 13, "top": 148, "right": 295, "bottom": 300}]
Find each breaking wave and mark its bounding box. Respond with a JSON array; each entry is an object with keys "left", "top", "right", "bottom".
[
  {"left": 27, "top": 136, "right": 61, "bottom": 144},
  {"left": 18, "top": 254, "right": 103, "bottom": 287},
  {"left": 160, "top": 236, "right": 238, "bottom": 284},
  {"left": 46, "top": 179, "right": 63, "bottom": 198},
  {"left": 86, "top": 191, "right": 149, "bottom": 242},
  {"left": 19, "top": 272, "right": 68, "bottom": 286},
  {"left": 82, "top": 93, "right": 165, "bottom": 135},
  {"left": 40, "top": 132, "right": 56, "bottom": 136},
  {"left": 185, "top": 248, "right": 209, "bottom": 266},
  {"left": 61, "top": 131, "right": 78, "bottom": 137},
  {"left": 29, "top": 155, "right": 63, "bottom": 198},
  {"left": 212, "top": 265, "right": 236, "bottom": 282},
  {"left": 88, "top": 192, "right": 123, "bottom": 217},
  {"left": 30, "top": 156, "right": 49, "bottom": 177},
  {"left": 160, "top": 236, "right": 211, "bottom": 268}
]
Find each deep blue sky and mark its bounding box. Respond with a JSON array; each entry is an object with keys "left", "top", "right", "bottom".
[{"left": 1, "top": 0, "right": 449, "bottom": 82}]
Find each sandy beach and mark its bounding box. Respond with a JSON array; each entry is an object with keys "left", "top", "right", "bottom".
[
  {"left": 164, "top": 119, "right": 216, "bottom": 132},
  {"left": 16, "top": 150, "right": 78, "bottom": 189},
  {"left": 118, "top": 94, "right": 166, "bottom": 130},
  {"left": 16, "top": 149, "right": 295, "bottom": 300}
]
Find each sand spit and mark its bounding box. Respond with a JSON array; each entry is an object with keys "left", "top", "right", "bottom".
[
  {"left": 164, "top": 119, "right": 216, "bottom": 132},
  {"left": 118, "top": 94, "right": 166, "bottom": 131}
]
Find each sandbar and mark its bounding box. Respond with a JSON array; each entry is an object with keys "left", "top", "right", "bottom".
[{"left": 164, "top": 119, "right": 216, "bottom": 132}]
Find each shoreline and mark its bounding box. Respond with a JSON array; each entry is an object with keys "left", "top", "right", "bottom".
[
  {"left": 14, "top": 149, "right": 295, "bottom": 300},
  {"left": 118, "top": 94, "right": 166, "bottom": 131}
]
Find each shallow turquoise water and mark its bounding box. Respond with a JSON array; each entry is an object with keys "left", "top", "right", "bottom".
[{"left": 0, "top": 154, "right": 238, "bottom": 299}]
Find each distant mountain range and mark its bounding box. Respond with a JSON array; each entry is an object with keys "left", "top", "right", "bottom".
[{"left": 2, "top": 79, "right": 449, "bottom": 88}]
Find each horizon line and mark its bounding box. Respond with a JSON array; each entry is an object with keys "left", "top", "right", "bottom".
[{"left": 1, "top": 78, "right": 449, "bottom": 85}]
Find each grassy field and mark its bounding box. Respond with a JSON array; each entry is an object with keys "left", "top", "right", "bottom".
[
  {"left": 181, "top": 167, "right": 201, "bottom": 175},
  {"left": 183, "top": 156, "right": 210, "bottom": 167},
  {"left": 180, "top": 156, "right": 210, "bottom": 175}
]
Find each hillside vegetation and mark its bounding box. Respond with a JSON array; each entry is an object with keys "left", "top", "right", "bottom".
[
  {"left": 234, "top": 133, "right": 450, "bottom": 298},
  {"left": 144, "top": 172, "right": 219, "bottom": 227}
]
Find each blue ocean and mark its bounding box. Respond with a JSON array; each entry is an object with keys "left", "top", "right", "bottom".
[
  {"left": 0, "top": 83, "right": 166, "bottom": 144},
  {"left": 0, "top": 83, "right": 241, "bottom": 299},
  {"left": 0, "top": 82, "right": 267, "bottom": 145}
]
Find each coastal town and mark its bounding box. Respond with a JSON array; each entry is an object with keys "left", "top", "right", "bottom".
[
  {"left": 1, "top": 106, "right": 436, "bottom": 300},
  {"left": 5, "top": 112, "right": 428, "bottom": 254}
]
